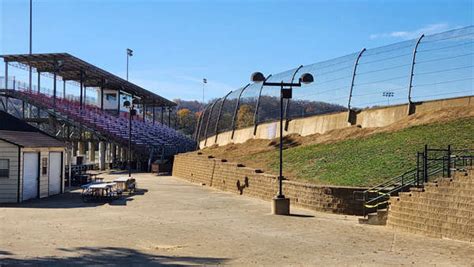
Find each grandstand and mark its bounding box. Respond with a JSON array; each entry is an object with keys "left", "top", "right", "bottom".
[{"left": 0, "top": 53, "right": 195, "bottom": 171}]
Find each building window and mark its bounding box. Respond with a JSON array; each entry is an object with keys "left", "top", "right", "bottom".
[
  {"left": 42, "top": 157, "right": 48, "bottom": 176},
  {"left": 0, "top": 159, "right": 9, "bottom": 178}
]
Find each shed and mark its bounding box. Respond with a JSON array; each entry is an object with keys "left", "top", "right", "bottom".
[{"left": 0, "top": 111, "right": 66, "bottom": 203}]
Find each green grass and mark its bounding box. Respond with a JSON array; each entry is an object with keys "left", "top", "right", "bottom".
[{"left": 247, "top": 117, "right": 474, "bottom": 187}]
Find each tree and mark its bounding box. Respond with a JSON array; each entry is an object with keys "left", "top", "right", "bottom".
[
  {"left": 236, "top": 104, "right": 254, "bottom": 128},
  {"left": 177, "top": 108, "right": 197, "bottom": 136}
]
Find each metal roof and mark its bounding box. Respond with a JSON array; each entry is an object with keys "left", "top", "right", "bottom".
[
  {"left": 1, "top": 53, "right": 176, "bottom": 107},
  {"left": 0, "top": 130, "right": 65, "bottom": 148}
]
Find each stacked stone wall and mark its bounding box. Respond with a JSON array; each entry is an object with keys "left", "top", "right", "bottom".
[
  {"left": 173, "top": 152, "right": 366, "bottom": 215},
  {"left": 387, "top": 169, "right": 474, "bottom": 242}
]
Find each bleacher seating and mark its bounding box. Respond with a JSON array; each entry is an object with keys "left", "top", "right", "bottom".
[{"left": 15, "top": 90, "right": 195, "bottom": 157}]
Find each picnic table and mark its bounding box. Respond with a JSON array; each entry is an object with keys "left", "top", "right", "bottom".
[
  {"left": 113, "top": 177, "right": 136, "bottom": 193},
  {"left": 81, "top": 182, "right": 121, "bottom": 202}
]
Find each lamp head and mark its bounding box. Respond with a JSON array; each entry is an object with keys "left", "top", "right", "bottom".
[
  {"left": 127, "top": 48, "right": 133, "bottom": 56},
  {"left": 123, "top": 100, "right": 131, "bottom": 108},
  {"left": 250, "top": 72, "right": 266, "bottom": 83},
  {"left": 300, "top": 73, "right": 314, "bottom": 84}
]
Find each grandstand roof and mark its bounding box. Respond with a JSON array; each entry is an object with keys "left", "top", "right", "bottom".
[{"left": 1, "top": 53, "right": 176, "bottom": 107}]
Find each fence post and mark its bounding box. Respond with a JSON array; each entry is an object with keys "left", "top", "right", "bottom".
[
  {"left": 231, "top": 84, "right": 250, "bottom": 140},
  {"left": 284, "top": 65, "right": 304, "bottom": 131},
  {"left": 347, "top": 48, "right": 366, "bottom": 125},
  {"left": 416, "top": 152, "right": 420, "bottom": 186},
  {"left": 4, "top": 61, "right": 8, "bottom": 89},
  {"left": 214, "top": 91, "right": 233, "bottom": 143},
  {"left": 203, "top": 99, "right": 219, "bottom": 147},
  {"left": 424, "top": 144, "right": 428, "bottom": 183},
  {"left": 447, "top": 144, "right": 452, "bottom": 178},
  {"left": 194, "top": 109, "right": 203, "bottom": 141},
  {"left": 407, "top": 34, "right": 425, "bottom": 115},
  {"left": 253, "top": 74, "right": 272, "bottom": 136},
  {"left": 195, "top": 104, "right": 210, "bottom": 142}
]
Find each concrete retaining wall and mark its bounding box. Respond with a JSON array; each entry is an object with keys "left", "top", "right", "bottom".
[
  {"left": 201, "top": 96, "right": 473, "bottom": 148},
  {"left": 173, "top": 152, "right": 366, "bottom": 215},
  {"left": 387, "top": 169, "right": 474, "bottom": 242}
]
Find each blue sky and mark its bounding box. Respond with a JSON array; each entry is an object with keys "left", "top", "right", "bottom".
[{"left": 1, "top": 0, "right": 473, "bottom": 101}]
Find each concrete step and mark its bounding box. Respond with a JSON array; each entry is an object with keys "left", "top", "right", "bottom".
[{"left": 359, "top": 209, "right": 388, "bottom": 225}]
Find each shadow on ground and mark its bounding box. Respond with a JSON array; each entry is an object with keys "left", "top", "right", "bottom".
[
  {"left": 0, "top": 246, "right": 227, "bottom": 266},
  {"left": 0, "top": 189, "right": 148, "bottom": 209}
]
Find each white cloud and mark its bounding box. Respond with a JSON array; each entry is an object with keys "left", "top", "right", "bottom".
[{"left": 369, "top": 23, "right": 453, "bottom": 40}]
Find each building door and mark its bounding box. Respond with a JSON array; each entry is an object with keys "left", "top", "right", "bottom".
[
  {"left": 23, "top": 152, "right": 39, "bottom": 201},
  {"left": 49, "top": 152, "right": 62, "bottom": 195}
]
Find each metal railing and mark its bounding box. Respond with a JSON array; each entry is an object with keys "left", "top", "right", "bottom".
[
  {"left": 354, "top": 145, "right": 474, "bottom": 217},
  {"left": 196, "top": 26, "right": 474, "bottom": 142}
]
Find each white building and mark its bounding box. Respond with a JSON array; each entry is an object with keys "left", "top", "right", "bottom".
[{"left": 0, "top": 111, "right": 66, "bottom": 203}]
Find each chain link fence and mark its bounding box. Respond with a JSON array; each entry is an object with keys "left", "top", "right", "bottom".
[{"left": 197, "top": 26, "right": 474, "bottom": 142}]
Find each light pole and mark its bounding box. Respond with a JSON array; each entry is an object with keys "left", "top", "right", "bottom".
[
  {"left": 382, "top": 91, "right": 394, "bottom": 105},
  {"left": 123, "top": 100, "right": 136, "bottom": 177},
  {"left": 126, "top": 48, "right": 133, "bottom": 81},
  {"left": 202, "top": 78, "right": 207, "bottom": 104},
  {"left": 29, "top": 0, "right": 32, "bottom": 92},
  {"left": 250, "top": 71, "right": 314, "bottom": 215}
]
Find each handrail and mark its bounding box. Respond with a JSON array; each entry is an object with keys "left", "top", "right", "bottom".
[{"left": 356, "top": 147, "right": 473, "bottom": 216}]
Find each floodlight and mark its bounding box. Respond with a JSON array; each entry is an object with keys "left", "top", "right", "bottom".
[
  {"left": 300, "top": 73, "right": 314, "bottom": 84},
  {"left": 123, "top": 100, "right": 131, "bottom": 107},
  {"left": 251, "top": 72, "right": 266, "bottom": 83}
]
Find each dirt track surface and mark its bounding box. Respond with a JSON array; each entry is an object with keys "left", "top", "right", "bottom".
[{"left": 1, "top": 173, "right": 473, "bottom": 266}]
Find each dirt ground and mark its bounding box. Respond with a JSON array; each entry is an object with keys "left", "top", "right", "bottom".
[{"left": 1, "top": 172, "right": 473, "bottom": 266}]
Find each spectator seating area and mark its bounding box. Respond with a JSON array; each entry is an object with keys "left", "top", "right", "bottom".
[{"left": 13, "top": 90, "right": 196, "bottom": 157}]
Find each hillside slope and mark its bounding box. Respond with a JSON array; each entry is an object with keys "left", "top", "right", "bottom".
[{"left": 201, "top": 106, "right": 474, "bottom": 186}]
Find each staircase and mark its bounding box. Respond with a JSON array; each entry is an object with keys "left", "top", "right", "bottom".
[
  {"left": 356, "top": 146, "right": 473, "bottom": 226},
  {"left": 387, "top": 167, "right": 473, "bottom": 242}
]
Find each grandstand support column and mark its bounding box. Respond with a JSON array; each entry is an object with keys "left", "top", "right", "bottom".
[
  {"left": 78, "top": 141, "right": 86, "bottom": 157},
  {"left": 99, "top": 141, "right": 106, "bottom": 171},
  {"left": 116, "top": 91, "right": 120, "bottom": 115},
  {"left": 63, "top": 80, "right": 66, "bottom": 99},
  {"left": 407, "top": 34, "right": 425, "bottom": 115},
  {"left": 2, "top": 62, "right": 7, "bottom": 111},
  {"left": 37, "top": 72, "right": 41, "bottom": 93},
  {"left": 253, "top": 75, "right": 272, "bottom": 136},
  {"left": 168, "top": 107, "right": 171, "bottom": 127},
  {"left": 111, "top": 144, "right": 116, "bottom": 164},
  {"left": 143, "top": 104, "right": 146, "bottom": 122},
  {"left": 88, "top": 142, "right": 96, "bottom": 163},
  {"left": 121, "top": 147, "right": 126, "bottom": 162},
  {"left": 152, "top": 107, "right": 156, "bottom": 124},
  {"left": 53, "top": 72, "right": 57, "bottom": 106},
  {"left": 347, "top": 48, "right": 366, "bottom": 125},
  {"left": 4, "top": 61, "right": 8, "bottom": 89},
  {"left": 84, "top": 85, "right": 87, "bottom": 106},
  {"left": 214, "top": 91, "right": 232, "bottom": 143},
  {"left": 79, "top": 71, "right": 84, "bottom": 110},
  {"left": 22, "top": 101, "right": 26, "bottom": 118},
  {"left": 72, "top": 141, "right": 78, "bottom": 157},
  {"left": 230, "top": 84, "right": 249, "bottom": 140},
  {"left": 37, "top": 72, "right": 41, "bottom": 117},
  {"left": 161, "top": 107, "right": 164, "bottom": 124},
  {"left": 100, "top": 80, "right": 105, "bottom": 111}
]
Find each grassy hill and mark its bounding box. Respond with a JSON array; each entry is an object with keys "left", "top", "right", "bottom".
[{"left": 201, "top": 108, "right": 473, "bottom": 187}]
